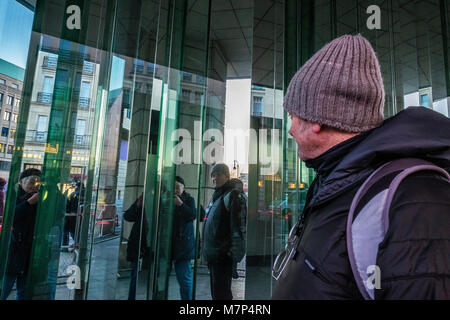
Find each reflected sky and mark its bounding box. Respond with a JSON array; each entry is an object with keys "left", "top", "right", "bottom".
[{"left": 0, "top": 0, "right": 33, "bottom": 69}]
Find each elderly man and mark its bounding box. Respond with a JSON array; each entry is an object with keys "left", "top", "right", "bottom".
[
  {"left": 1, "top": 168, "right": 41, "bottom": 300},
  {"left": 272, "top": 35, "right": 450, "bottom": 299},
  {"left": 202, "top": 163, "right": 247, "bottom": 300}
]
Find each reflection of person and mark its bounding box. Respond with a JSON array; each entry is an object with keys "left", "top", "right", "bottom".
[
  {"left": 272, "top": 35, "right": 450, "bottom": 299},
  {"left": 1, "top": 168, "right": 41, "bottom": 300},
  {"left": 171, "top": 176, "right": 196, "bottom": 300},
  {"left": 62, "top": 180, "right": 83, "bottom": 250},
  {"left": 202, "top": 164, "right": 247, "bottom": 300},
  {"left": 124, "top": 193, "right": 147, "bottom": 300},
  {"left": 0, "top": 177, "right": 6, "bottom": 223},
  {"left": 228, "top": 178, "right": 244, "bottom": 280}
]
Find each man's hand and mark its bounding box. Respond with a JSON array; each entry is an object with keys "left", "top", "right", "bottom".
[
  {"left": 174, "top": 195, "right": 183, "bottom": 207},
  {"left": 27, "top": 193, "right": 39, "bottom": 205}
]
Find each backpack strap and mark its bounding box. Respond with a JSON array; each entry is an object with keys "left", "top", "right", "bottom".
[{"left": 346, "top": 158, "right": 450, "bottom": 300}]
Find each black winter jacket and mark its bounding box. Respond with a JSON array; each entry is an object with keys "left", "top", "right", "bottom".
[
  {"left": 124, "top": 199, "right": 148, "bottom": 262},
  {"left": 6, "top": 187, "right": 38, "bottom": 275},
  {"left": 272, "top": 107, "right": 450, "bottom": 300},
  {"left": 202, "top": 179, "right": 247, "bottom": 264},
  {"left": 172, "top": 191, "right": 196, "bottom": 261}
]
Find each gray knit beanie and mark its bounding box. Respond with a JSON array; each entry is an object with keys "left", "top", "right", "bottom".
[
  {"left": 211, "top": 163, "right": 230, "bottom": 179},
  {"left": 283, "top": 34, "right": 385, "bottom": 132}
]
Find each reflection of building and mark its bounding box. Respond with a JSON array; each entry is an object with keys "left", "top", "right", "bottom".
[
  {"left": 0, "top": 59, "right": 24, "bottom": 179},
  {"left": 251, "top": 85, "right": 284, "bottom": 119},
  {"left": 404, "top": 86, "right": 449, "bottom": 117},
  {"left": 22, "top": 49, "right": 99, "bottom": 179}
]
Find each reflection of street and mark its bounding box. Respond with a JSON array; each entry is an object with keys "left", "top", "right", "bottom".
[
  {"left": 4, "top": 235, "right": 246, "bottom": 300},
  {"left": 54, "top": 234, "right": 121, "bottom": 300},
  {"left": 167, "top": 264, "right": 245, "bottom": 300},
  {"left": 52, "top": 236, "right": 246, "bottom": 300}
]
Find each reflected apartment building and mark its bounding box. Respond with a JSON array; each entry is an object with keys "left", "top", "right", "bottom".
[
  {"left": 0, "top": 0, "right": 449, "bottom": 300},
  {"left": 0, "top": 59, "right": 24, "bottom": 179},
  {"left": 23, "top": 50, "right": 96, "bottom": 180}
]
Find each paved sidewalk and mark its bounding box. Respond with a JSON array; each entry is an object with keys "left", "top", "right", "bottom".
[{"left": 5, "top": 235, "right": 247, "bottom": 300}]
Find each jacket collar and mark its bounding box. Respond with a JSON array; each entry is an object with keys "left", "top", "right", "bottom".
[
  {"left": 303, "top": 107, "right": 450, "bottom": 207},
  {"left": 304, "top": 131, "right": 372, "bottom": 207},
  {"left": 304, "top": 131, "right": 370, "bottom": 177}
]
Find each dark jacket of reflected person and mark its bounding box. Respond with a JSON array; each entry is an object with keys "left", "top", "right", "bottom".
[
  {"left": 124, "top": 193, "right": 148, "bottom": 263},
  {"left": 0, "top": 177, "right": 6, "bottom": 222},
  {"left": 6, "top": 169, "right": 41, "bottom": 276},
  {"left": 202, "top": 177, "right": 247, "bottom": 264},
  {"left": 172, "top": 187, "right": 196, "bottom": 262}
]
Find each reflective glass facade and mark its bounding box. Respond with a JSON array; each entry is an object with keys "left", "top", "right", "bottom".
[{"left": 0, "top": 0, "right": 448, "bottom": 300}]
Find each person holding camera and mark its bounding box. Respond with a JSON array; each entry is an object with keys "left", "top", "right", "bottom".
[{"left": 1, "top": 168, "right": 41, "bottom": 300}]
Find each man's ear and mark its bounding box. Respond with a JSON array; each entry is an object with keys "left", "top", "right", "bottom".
[{"left": 311, "top": 123, "right": 322, "bottom": 133}]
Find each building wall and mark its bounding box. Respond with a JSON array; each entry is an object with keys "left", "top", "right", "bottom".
[{"left": 0, "top": 67, "right": 23, "bottom": 179}]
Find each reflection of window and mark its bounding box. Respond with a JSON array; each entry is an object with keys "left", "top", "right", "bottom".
[
  {"left": 252, "top": 96, "right": 263, "bottom": 115},
  {"left": 147, "top": 63, "right": 155, "bottom": 74},
  {"left": 195, "top": 91, "right": 202, "bottom": 104},
  {"left": 80, "top": 81, "right": 91, "bottom": 98},
  {"left": 0, "top": 93, "right": 3, "bottom": 103},
  {"left": 0, "top": 79, "right": 5, "bottom": 85},
  {"left": 418, "top": 87, "right": 432, "bottom": 108},
  {"left": 134, "top": 60, "right": 144, "bottom": 73},
  {"left": 183, "top": 72, "right": 192, "bottom": 82},
  {"left": 10, "top": 129, "right": 16, "bottom": 139},
  {"left": 3, "top": 111, "right": 10, "bottom": 121},
  {"left": 420, "top": 94, "right": 429, "bottom": 108},
  {"left": 0, "top": 143, "right": 4, "bottom": 153},
  {"left": 7, "top": 145, "right": 13, "bottom": 154},
  {"left": 7, "top": 96, "right": 14, "bottom": 105},
  {"left": 79, "top": 81, "right": 91, "bottom": 107},
  {"left": 12, "top": 114, "right": 18, "bottom": 122},
  {"left": 182, "top": 89, "right": 191, "bottom": 102},
  {"left": 70, "top": 166, "right": 84, "bottom": 175},
  {"left": 11, "top": 83, "right": 18, "bottom": 90},
  {"left": 76, "top": 119, "right": 86, "bottom": 136},
  {"left": 122, "top": 89, "right": 131, "bottom": 108},
  {"left": 1, "top": 127, "right": 9, "bottom": 137},
  {"left": 83, "top": 61, "right": 94, "bottom": 74},
  {"left": 0, "top": 160, "right": 10, "bottom": 171},
  {"left": 37, "top": 115, "right": 48, "bottom": 132},
  {"left": 44, "top": 53, "right": 58, "bottom": 68},
  {"left": 43, "top": 76, "right": 54, "bottom": 93},
  {"left": 196, "top": 75, "right": 205, "bottom": 84},
  {"left": 24, "top": 163, "right": 42, "bottom": 170},
  {"left": 15, "top": 99, "right": 20, "bottom": 108}
]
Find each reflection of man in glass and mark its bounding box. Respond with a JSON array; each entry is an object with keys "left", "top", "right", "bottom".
[
  {"left": 62, "top": 179, "right": 83, "bottom": 251},
  {"left": 123, "top": 193, "right": 147, "bottom": 300},
  {"left": 1, "top": 168, "right": 41, "bottom": 300},
  {"left": 171, "top": 176, "right": 196, "bottom": 300},
  {"left": 202, "top": 164, "right": 247, "bottom": 300}
]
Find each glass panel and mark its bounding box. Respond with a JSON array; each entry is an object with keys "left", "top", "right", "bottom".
[
  {"left": 246, "top": 0, "right": 290, "bottom": 299},
  {"left": 0, "top": 0, "right": 117, "bottom": 300}
]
